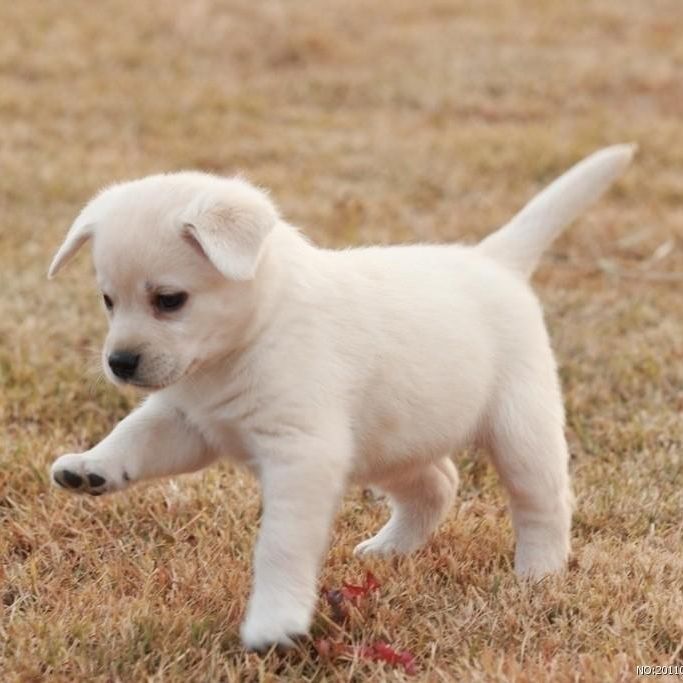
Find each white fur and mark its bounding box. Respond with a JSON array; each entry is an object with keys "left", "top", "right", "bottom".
[{"left": 49, "top": 145, "right": 634, "bottom": 650}]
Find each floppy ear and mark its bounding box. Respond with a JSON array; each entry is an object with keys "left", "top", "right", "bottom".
[
  {"left": 181, "top": 183, "right": 278, "bottom": 281},
  {"left": 48, "top": 210, "right": 96, "bottom": 279}
]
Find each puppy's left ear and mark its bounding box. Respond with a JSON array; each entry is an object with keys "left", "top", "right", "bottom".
[
  {"left": 182, "top": 181, "right": 278, "bottom": 281},
  {"left": 48, "top": 209, "right": 96, "bottom": 279}
]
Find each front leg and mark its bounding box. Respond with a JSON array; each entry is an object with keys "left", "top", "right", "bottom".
[
  {"left": 240, "top": 428, "right": 351, "bottom": 650},
  {"left": 51, "top": 394, "right": 214, "bottom": 496}
]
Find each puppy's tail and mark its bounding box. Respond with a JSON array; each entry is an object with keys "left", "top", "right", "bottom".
[{"left": 478, "top": 144, "right": 636, "bottom": 278}]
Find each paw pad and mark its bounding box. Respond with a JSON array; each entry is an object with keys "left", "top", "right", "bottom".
[
  {"left": 53, "top": 467, "right": 109, "bottom": 496},
  {"left": 57, "top": 470, "right": 83, "bottom": 489},
  {"left": 87, "top": 473, "right": 106, "bottom": 487}
]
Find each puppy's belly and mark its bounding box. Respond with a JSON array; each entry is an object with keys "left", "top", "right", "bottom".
[
  {"left": 348, "top": 344, "right": 494, "bottom": 483},
  {"left": 351, "top": 398, "right": 484, "bottom": 484}
]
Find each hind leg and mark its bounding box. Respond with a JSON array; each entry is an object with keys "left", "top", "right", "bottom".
[
  {"left": 487, "top": 376, "right": 573, "bottom": 578},
  {"left": 354, "top": 457, "right": 458, "bottom": 556}
]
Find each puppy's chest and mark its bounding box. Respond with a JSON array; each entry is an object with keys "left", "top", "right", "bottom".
[{"left": 182, "top": 400, "right": 254, "bottom": 466}]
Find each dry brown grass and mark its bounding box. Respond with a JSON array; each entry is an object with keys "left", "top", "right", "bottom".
[{"left": 1, "top": 0, "right": 683, "bottom": 680}]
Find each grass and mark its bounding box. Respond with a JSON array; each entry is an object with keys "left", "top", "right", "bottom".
[{"left": 1, "top": 0, "right": 682, "bottom": 680}]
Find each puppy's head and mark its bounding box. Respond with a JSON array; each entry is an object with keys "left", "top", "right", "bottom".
[{"left": 49, "top": 173, "right": 278, "bottom": 390}]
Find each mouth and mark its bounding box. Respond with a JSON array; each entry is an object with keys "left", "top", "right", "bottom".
[
  {"left": 128, "top": 379, "right": 168, "bottom": 390},
  {"left": 105, "top": 371, "right": 170, "bottom": 392},
  {"left": 107, "top": 367, "right": 192, "bottom": 391},
  {"left": 129, "top": 374, "right": 180, "bottom": 391},
  {"left": 103, "top": 354, "right": 198, "bottom": 391}
]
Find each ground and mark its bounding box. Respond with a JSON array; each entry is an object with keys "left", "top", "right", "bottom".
[{"left": 1, "top": 0, "right": 682, "bottom": 681}]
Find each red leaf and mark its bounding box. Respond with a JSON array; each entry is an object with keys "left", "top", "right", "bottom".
[
  {"left": 341, "top": 571, "right": 381, "bottom": 602},
  {"left": 364, "top": 571, "right": 380, "bottom": 591},
  {"left": 315, "top": 638, "right": 418, "bottom": 675},
  {"left": 369, "top": 641, "right": 417, "bottom": 675},
  {"left": 340, "top": 583, "right": 365, "bottom": 601}
]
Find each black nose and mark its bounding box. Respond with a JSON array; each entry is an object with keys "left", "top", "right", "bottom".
[{"left": 108, "top": 351, "right": 140, "bottom": 379}]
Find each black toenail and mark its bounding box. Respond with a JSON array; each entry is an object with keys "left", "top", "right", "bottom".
[
  {"left": 62, "top": 471, "right": 83, "bottom": 488},
  {"left": 54, "top": 474, "right": 68, "bottom": 488},
  {"left": 87, "top": 473, "right": 106, "bottom": 487},
  {"left": 123, "top": 470, "right": 130, "bottom": 482},
  {"left": 89, "top": 490, "right": 103, "bottom": 497}
]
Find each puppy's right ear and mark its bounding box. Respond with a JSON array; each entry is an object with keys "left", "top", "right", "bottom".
[{"left": 48, "top": 210, "right": 96, "bottom": 279}]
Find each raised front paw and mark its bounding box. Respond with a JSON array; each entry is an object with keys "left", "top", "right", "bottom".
[{"left": 51, "top": 453, "right": 126, "bottom": 496}]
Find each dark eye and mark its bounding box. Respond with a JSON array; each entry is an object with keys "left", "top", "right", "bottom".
[
  {"left": 103, "top": 294, "right": 113, "bottom": 311},
  {"left": 154, "top": 292, "right": 188, "bottom": 312}
]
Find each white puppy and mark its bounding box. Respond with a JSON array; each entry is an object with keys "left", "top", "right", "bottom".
[{"left": 49, "top": 145, "right": 634, "bottom": 649}]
